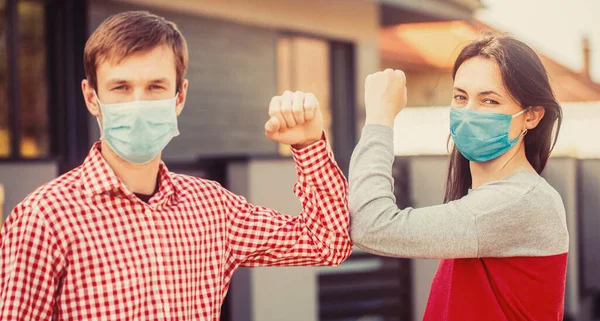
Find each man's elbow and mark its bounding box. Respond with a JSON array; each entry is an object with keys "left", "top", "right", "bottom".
[{"left": 322, "top": 238, "right": 353, "bottom": 266}]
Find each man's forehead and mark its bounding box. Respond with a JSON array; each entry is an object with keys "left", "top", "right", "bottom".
[
  {"left": 98, "top": 45, "right": 175, "bottom": 67},
  {"left": 96, "top": 46, "right": 176, "bottom": 81}
]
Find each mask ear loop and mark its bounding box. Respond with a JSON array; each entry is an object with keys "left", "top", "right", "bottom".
[
  {"left": 499, "top": 106, "right": 532, "bottom": 171},
  {"left": 93, "top": 90, "right": 105, "bottom": 139},
  {"left": 518, "top": 106, "right": 532, "bottom": 138}
]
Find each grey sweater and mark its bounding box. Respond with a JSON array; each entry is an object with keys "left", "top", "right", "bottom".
[{"left": 348, "top": 125, "right": 569, "bottom": 259}]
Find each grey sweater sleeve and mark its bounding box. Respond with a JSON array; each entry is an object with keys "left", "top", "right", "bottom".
[{"left": 348, "top": 125, "right": 479, "bottom": 259}]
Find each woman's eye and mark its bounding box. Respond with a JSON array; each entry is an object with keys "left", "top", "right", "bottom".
[{"left": 453, "top": 95, "right": 467, "bottom": 102}]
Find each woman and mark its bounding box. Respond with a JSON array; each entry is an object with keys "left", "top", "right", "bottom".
[{"left": 349, "top": 34, "right": 568, "bottom": 320}]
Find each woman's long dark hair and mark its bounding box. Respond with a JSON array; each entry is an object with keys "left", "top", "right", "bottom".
[{"left": 444, "top": 34, "right": 563, "bottom": 203}]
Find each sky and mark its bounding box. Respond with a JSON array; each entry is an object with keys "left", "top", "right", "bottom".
[{"left": 477, "top": 0, "right": 600, "bottom": 82}]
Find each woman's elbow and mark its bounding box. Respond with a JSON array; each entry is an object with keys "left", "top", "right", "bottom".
[{"left": 349, "top": 217, "right": 373, "bottom": 249}]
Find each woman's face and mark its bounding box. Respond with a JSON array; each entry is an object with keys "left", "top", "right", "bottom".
[{"left": 451, "top": 57, "right": 527, "bottom": 140}]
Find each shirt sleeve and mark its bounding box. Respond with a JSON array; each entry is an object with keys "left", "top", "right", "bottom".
[
  {"left": 348, "top": 125, "right": 479, "bottom": 259},
  {"left": 224, "top": 136, "right": 353, "bottom": 267},
  {"left": 0, "top": 204, "right": 66, "bottom": 320}
]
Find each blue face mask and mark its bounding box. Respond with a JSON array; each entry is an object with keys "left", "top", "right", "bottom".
[
  {"left": 450, "top": 107, "right": 529, "bottom": 162},
  {"left": 95, "top": 92, "right": 180, "bottom": 164}
]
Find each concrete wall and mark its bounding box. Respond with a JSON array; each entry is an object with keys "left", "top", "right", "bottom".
[
  {"left": 572, "top": 159, "right": 600, "bottom": 321},
  {"left": 404, "top": 155, "right": 447, "bottom": 321},
  {"left": 0, "top": 163, "right": 58, "bottom": 222},
  {"left": 227, "top": 159, "right": 317, "bottom": 321},
  {"left": 579, "top": 160, "right": 600, "bottom": 292},
  {"left": 543, "top": 158, "right": 581, "bottom": 320}
]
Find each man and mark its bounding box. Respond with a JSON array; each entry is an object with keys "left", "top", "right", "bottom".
[{"left": 0, "top": 11, "right": 352, "bottom": 320}]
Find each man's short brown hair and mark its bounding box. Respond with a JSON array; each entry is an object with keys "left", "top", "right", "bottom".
[{"left": 84, "top": 11, "right": 188, "bottom": 92}]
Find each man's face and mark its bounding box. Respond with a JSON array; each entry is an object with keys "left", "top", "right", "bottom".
[
  {"left": 82, "top": 45, "right": 187, "bottom": 116},
  {"left": 97, "top": 45, "right": 177, "bottom": 103}
]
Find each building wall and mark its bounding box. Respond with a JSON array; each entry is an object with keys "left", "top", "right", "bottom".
[
  {"left": 405, "top": 156, "right": 447, "bottom": 321},
  {"left": 227, "top": 159, "right": 317, "bottom": 321},
  {"left": 116, "top": 0, "right": 378, "bottom": 42},
  {"left": 0, "top": 163, "right": 58, "bottom": 222},
  {"left": 543, "top": 158, "right": 581, "bottom": 320},
  {"left": 403, "top": 70, "right": 454, "bottom": 107},
  {"left": 381, "top": 58, "right": 454, "bottom": 107},
  {"left": 579, "top": 159, "right": 600, "bottom": 292}
]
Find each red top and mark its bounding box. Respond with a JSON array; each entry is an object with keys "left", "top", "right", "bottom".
[{"left": 424, "top": 254, "right": 568, "bottom": 321}]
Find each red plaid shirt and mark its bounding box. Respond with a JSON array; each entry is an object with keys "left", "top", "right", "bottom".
[{"left": 0, "top": 139, "right": 352, "bottom": 320}]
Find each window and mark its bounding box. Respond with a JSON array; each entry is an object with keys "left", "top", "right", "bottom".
[
  {"left": 0, "top": 0, "right": 50, "bottom": 159},
  {"left": 18, "top": 1, "right": 49, "bottom": 158},
  {"left": 0, "top": 1, "right": 9, "bottom": 157},
  {"left": 276, "top": 35, "right": 332, "bottom": 156}
]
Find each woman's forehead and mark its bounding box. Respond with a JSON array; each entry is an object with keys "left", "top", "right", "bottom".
[{"left": 453, "top": 57, "right": 506, "bottom": 94}]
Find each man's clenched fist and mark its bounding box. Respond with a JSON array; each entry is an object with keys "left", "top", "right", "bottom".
[
  {"left": 364, "top": 69, "right": 407, "bottom": 128},
  {"left": 265, "top": 90, "right": 323, "bottom": 149}
]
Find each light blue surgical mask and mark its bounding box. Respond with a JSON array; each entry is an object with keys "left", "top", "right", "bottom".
[
  {"left": 450, "top": 107, "right": 529, "bottom": 162},
  {"left": 95, "top": 91, "right": 180, "bottom": 164}
]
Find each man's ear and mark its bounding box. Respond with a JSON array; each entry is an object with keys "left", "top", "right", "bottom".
[
  {"left": 82, "top": 79, "right": 101, "bottom": 117},
  {"left": 176, "top": 79, "right": 188, "bottom": 116}
]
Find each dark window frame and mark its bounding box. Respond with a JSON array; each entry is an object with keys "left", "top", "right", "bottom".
[
  {"left": 0, "top": 0, "right": 89, "bottom": 171},
  {"left": 3, "top": 0, "right": 22, "bottom": 161}
]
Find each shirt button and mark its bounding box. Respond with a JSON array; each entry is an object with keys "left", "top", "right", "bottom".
[{"left": 144, "top": 208, "right": 152, "bottom": 216}]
